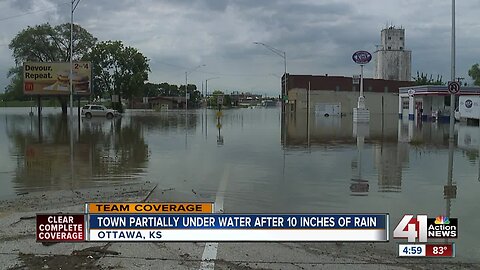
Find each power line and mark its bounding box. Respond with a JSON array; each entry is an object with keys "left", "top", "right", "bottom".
[
  {"left": 156, "top": 60, "right": 273, "bottom": 78},
  {"left": 0, "top": 2, "right": 69, "bottom": 22},
  {"left": 196, "top": 70, "right": 273, "bottom": 77}
]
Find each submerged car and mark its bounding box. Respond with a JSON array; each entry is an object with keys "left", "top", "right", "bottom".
[{"left": 81, "top": 104, "right": 120, "bottom": 119}]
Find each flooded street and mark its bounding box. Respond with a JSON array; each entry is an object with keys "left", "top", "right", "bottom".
[{"left": 0, "top": 107, "right": 479, "bottom": 264}]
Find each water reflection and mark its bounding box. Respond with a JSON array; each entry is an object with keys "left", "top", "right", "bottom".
[
  {"left": 1, "top": 107, "right": 479, "bottom": 261},
  {"left": 4, "top": 112, "right": 149, "bottom": 192},
  {"left": 351, "top": 122, "right": 369, "bottom": 196},
  {"left": 216, "top": 111, "right": 224, "bottom": 146},
  {"left": 281, "top": 109, "right": 480, "bottom": 260},
  {"left": 284, "top": 111, "right": 412, "bottom": 194},
  {"left": 282, "top": 110, "right": 479, "bottom": 196}
]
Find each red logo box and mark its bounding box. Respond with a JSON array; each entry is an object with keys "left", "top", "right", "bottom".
[{"left": 36, "top": 214, "right": 85, "bottom": 242}]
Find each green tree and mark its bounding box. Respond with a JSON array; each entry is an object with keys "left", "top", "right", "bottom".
[
  {"left": 208, "top": 90, "right": 230, "bottom": 107},
  {"left": 178, "top": 84, "right": 201, "bottom": 107},
  {"left": 468, "top": 64, "right": 480, "bottom": 86},
  {"left": 158, "top": 82, "right": 179, "bottom": 96},
  {"left": 3, "top": 66, "right": 28, "bottom": 101},
  {"left": 413, "top": 71, "right": 444, "bottom": 86},
  {"left": 84, "top": 41, "right": 150, "bottom": 110},
  {"left": 144, "top": 83, "right": 160, "bottom": 97},
  {"left": 8, "top": 23, "right": 97, "bottom": 113}
]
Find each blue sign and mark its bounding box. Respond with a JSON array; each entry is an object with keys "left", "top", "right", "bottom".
[
  {"left": 352, "top": 51, "right": 372, "bottom": 65},
  {"left": 465, "top": 99, "right": 473, "bottom": 108}
]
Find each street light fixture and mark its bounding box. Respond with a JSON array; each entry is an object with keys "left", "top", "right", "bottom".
[
  {"left": 185, "top": 64, "right": 206, "bottom": 111},
  {"left": 253, "top": 42, "right": 287, "bottom": 110}
]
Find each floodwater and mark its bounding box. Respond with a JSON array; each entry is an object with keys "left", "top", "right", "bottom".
[{"left": 0, "top": 107, "right": 479, "bottom": 262}]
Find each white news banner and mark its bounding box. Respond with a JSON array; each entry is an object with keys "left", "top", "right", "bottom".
[{"left": 88, "top": 229, "right": 388, "bottom": 241}]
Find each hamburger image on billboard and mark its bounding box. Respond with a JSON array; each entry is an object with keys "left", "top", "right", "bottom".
[{"left": 23, "top": 62, "right": 91, "bottom": 95}]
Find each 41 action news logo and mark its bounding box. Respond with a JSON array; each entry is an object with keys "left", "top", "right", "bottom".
[{"left": 393, "top": 215, "right": 458, "bottom": 242}]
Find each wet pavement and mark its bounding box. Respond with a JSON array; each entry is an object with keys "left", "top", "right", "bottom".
[{"left": 0, "top": 107, "right": 479, "bottom": 269}]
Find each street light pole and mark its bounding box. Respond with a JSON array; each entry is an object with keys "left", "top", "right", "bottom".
[
  {"left": 253, "top": 42, "right": 287, "bottom": 113},
  {"left": 184, "top": 64, "right": 205, "bottom": 111},
  {"left": 70, "top": 0, "right": 81, "bottom": 122},
  {"left": 449, "top": 0, "right": 456, "bottom": 142}
]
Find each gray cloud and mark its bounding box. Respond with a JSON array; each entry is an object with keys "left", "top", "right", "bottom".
[{"left": 1, "top": 0, "right": 480, "bottom": 94}]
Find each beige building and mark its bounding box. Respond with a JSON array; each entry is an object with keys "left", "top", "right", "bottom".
[{"left": 284, "top": 75, "right": 415, "bottom": 115}]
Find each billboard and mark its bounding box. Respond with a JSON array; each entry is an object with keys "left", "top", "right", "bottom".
[{"left": 23, "top": 62, "right": 91, "bottom": 95}]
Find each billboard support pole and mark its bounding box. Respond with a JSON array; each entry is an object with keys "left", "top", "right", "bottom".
[
  {"left": 77, "top": 96, "right": 81, "bottom": 137},
  {"left": 37, "top": 96, "right": 42, "bottom": 142}
]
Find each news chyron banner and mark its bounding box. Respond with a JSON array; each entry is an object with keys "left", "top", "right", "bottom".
[
  {"left": 23, "top": 62, "right": 91, "bottom": 96},
  {"left": 36, "top": 202, "right": 389, "bottom": 242}
]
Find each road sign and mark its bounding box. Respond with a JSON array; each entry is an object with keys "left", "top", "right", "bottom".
[
  {"left": 407, "top": 89, "right": 415, "bottom": 97},
  {"left": 448, "top": 81, "right": 460, "bottom": 94},
  {"left": 352, "top": 51, "right": 372, "bottom": 65}
]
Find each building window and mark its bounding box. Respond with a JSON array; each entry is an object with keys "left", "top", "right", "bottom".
[
  {"left": 399, "top": 47, "right": 403, "bottom": 50},
  {"left": 388, "top": 46, "right": 391, "bottom": 50},
  {"left": 388, "top": 37, "right": 391, "bottom": 40},
  {"left": 399, "top": 37, "right": 403, "bottom": 40}
]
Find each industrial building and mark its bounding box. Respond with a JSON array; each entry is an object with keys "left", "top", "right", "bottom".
[{"left": 374, "top": 26, "right": 411, "bottom": 81}]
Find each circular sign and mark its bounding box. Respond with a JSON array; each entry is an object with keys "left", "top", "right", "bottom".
[
  {"left": 352, "top": 51, "right": 372, "bottom": 65},
  {"left": 448, "top": 81, "right": 460, "bottom": 94},
  {"left": 465, "top": 99, "right": 473, "bottom": 108},
  {"left": 407, "top": 89, "right": 415, "bottom": 97}
]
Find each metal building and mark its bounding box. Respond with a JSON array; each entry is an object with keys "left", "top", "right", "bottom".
[{"left": 374, "top": 26, "right": 412, "bottom": 81}]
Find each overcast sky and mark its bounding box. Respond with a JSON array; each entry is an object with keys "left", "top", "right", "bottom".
[{"left": 1, "top": 0, "right": 480, "bottom": 96}]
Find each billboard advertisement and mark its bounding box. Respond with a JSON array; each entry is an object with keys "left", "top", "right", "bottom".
[{"left": 23, "top": 62, "right": 91, "bottom": 95}]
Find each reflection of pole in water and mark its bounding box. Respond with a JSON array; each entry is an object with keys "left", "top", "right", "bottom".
[
  {"left": 30, "top": 111, "right": 33, "bottom": 133},
  {"left": 281, "top": 109, "right": 286, "bottom": 185},
  {"left": 70, "top": 111, "right": 74, "bottom": 190},
  {"left": 408, "top": 120, "right": 414, "bottom": 142},
  {"left": 185, "top": 109, "right": 188, "bottom": 149},
  {"left": 37, "top": 96, "right": 42, "bottom": 142},
  {"left": 205, "top": 108, "right": 208, "bottom": 140},
  {"left": 445, "top": 140, "right": 455, "bottom": 218},
  {"left": 307, "top": 81, "right": 310, "bottom": 148},
  {"left": 216, "top": 107, "right": 224, "bottom": 146},
  {"left": 351, "top": 122, "right": 369, "bottom": 195},
  {"left": 443, "top": 137, "right": 457, "bottom": 244}
]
